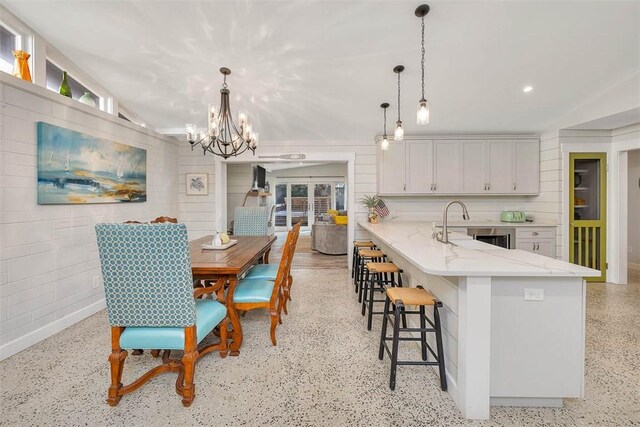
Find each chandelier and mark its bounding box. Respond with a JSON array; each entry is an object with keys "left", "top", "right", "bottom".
[{"left": 186, "top": 67, "right": 258, "bottom": 159}]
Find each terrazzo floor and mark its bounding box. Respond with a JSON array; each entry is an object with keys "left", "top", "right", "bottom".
[{"left": 1, "top": 269, "right": 639, "bottom": 426}]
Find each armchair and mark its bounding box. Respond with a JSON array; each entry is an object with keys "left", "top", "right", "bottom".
[{"left": 95, "top": 223, "right": 228, "bottom": 407}]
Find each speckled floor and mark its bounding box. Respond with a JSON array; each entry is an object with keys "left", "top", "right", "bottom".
[{"left": 1, "top": 269, "right": 639, "bottom": 426}]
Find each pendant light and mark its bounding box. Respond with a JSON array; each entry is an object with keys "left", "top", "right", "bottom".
[
  {"left": 393, "top": 65, "right": 405, "bottom": 141},
  {"left": 380, "top": 103, "right": 390, "bottom": 150},
  {"left": 415, "top": 4, "right": 430, "bottom": 125}
]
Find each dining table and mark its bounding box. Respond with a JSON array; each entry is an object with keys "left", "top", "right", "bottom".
[{"left": 189, "top": 234, "right": 277, "bottom": 356}]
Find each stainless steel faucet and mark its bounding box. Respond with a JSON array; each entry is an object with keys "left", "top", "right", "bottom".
[{"left": 437, "top": 200, "right": 470, "bottom": 244}]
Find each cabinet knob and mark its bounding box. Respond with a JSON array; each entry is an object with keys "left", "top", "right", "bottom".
[
  {"left": 513, "top": 183, "right": 517, "bottom": 191},
  {"left": 403, "top": 184, "right": 406, "bottom": 191},
  {"left": 532, "top": 232, "right": 539, "bottom": 236},
  {"left": 487, "top": 183, "right": 491, "bottom": 191}
]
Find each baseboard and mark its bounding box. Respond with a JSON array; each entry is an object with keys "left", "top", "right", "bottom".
[
  {"left": 628, "top": 262, "right": 640, "bottom": 272},
  {"left": 0, "top": 299, "right": 106, "bottom": 361}
]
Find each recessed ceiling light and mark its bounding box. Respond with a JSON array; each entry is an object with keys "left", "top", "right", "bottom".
[{"left": 523, "top": 86, "right": 533, "bottom": 93}]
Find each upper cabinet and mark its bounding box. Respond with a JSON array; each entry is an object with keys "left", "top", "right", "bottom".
[
  {"left": 377, "top": 137, "right": 539, "bottom": 196},
  {"left": 378, "top": 141, "right": 406, "bottom": 194}
]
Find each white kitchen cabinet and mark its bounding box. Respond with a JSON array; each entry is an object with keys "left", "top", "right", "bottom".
[
  {"left": 516, "top": 228, "right": 556, "bottom": 258},
  {"left": 513, "top": 140, "right": 540, "bottom": 194},
  {"left": 377, "top": 141, "right": 405, "bottom": 194},
  {"left": 433, "top": 141, "right": 462, "bottom": 193},
  {"left": 406, "top": 140, "right": 434, "bottom": 193},
  {"left": 486, "top": 141, "right": 512, "bottom": 193},
  {"left": 377, "top": 137, "right": 539, "bottom": 196},
  {"left": 462, "top": 141, "right": 486, "bottom": 193}
]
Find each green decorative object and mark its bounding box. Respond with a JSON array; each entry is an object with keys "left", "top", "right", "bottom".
[
  {"left": 59, "top": 71, "right": 72, "bottom": 98},
  {"left": 79, "top": 91, "right": 96, "bottom": 107}
]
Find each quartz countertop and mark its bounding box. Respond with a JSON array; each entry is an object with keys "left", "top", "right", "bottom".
[
  {"left": 358, "top": 221, "right": 599, "bottom": 278},
  {"left": 428, "top": 220, "right": 557, "bottom": 228}
]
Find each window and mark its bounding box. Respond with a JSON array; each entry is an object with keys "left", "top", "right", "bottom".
[
  {"left": 0, "top": 23, "right": 18, "bottom": 74},
  {"left": 45, "top": 59, "right": 99, "bottom": 105},
  {"left": 118, "top": 112, "right": 132, "bottom": 122}
]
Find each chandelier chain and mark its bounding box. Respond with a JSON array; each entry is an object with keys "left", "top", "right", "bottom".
[{"left": 421, "top": 16, "right": 425, "bottom": 100}]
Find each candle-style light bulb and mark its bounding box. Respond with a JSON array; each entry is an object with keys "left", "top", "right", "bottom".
[
  {"left": 381, "top": 137, "right": 390, "bottom": 151},
  {"left": 238, "top": 111, "right": 247, "bottom": 125}
]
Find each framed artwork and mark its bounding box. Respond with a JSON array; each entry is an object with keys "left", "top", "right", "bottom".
[
  {"left": 186, "top": 173, "right": 208, "bottom": 195},
  {"left": 37, "top": 122, "right": 147, "bottom": 204}
]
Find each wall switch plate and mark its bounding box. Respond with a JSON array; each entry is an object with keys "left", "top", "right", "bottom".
[
  {"left": 524, "top": 288, "right": 544, "bottom": 301},
  {"left": 92, "top": 276, "right": 101, "bottom": 289}
]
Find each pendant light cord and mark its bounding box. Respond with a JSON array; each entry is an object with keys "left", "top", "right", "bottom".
[
  {"left": 421, "top": 16, "right": 425, "bottom": 100},
  {"left": 383, "top": 106, "right": 387, "bottom": 135},
  {"left": 397, "top": 72, "right": 401, "bottom": 121}
]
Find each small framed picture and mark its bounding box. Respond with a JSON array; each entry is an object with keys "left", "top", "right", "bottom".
[{"left": 186, "top": 173, "right": 208, "bottom": 195}]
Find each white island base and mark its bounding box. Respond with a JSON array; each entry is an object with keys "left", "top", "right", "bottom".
[{"left": 358, "top": 221, "right": 600, "bottom": 420}]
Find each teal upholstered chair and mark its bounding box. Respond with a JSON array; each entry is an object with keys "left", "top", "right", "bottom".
[
  {"left": 233, "top": 223, "right": 301, "bottom": 345},
  {"left": 233, "top": 206, "right": 271, "bottom": 236},
  {"left": 95, "top": 223, "right": 228, "bottom": 407},
  {"left": 243, "top": 223, "right": 300, "bottom": 317}
]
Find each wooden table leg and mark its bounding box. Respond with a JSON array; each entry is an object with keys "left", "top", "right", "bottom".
[
  {"left": 263, "top": 248, "right": 271, "bottom": 264},
  {"left": 226, "top": 276, "right": 243, "bottom": 356}
]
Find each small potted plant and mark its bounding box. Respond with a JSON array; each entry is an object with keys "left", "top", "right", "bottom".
[{"left": 361, "top": 194, "right": 381, "bottom": 224}]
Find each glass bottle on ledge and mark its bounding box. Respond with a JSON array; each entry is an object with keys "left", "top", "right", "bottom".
[{"left": 59, "top": 71, "right": 72, "bottom": 98}]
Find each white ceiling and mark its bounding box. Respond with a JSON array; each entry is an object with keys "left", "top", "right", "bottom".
[{"left": 5, "top": 0, "right": 639, "bottom": 140}]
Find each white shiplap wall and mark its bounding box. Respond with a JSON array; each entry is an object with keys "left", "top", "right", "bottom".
[{"left": 0, "top": 76, "right": 179, "bottom": 360}]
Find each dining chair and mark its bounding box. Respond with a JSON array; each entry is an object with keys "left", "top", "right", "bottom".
[
  {"left": 243, "top": 223, "right": 301, "bottom": 316},
  {"left": 233, "top": 206, "right": 271, "bottom": 236},
  {"left": 95, "top": 223, "right": 228, "bottom": 407},
  {"left": 151, "top": 216, "right": 178, "bottom": 223},
  {"left": 232, "top": 225, "right": 296, "bottom": 346}
]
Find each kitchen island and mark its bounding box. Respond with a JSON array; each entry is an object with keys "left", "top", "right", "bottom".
[{"left": 358, "top": 220, "right": 600, "bottom": 420}]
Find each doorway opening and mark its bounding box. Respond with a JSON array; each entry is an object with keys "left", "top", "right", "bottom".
[{"left": 223, "top": 160, "right": 350, "bottom": 269}]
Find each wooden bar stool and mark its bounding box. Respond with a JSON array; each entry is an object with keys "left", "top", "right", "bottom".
[
  {"left": 361, "top": 262, "right": 405, "bottom": 331},
  {"left": 352, "top": 241, "right": 376, "bottom": 291},
  {"left": 355, "top": 249, "right": 386, "bottom": 303},
  {"left": 378, "top": 286, "right": 447, "bottom": 392}
]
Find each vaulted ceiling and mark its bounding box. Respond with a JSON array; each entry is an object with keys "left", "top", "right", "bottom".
[{"left": 5, "top": 0, "right": 639, "bottom": 140}]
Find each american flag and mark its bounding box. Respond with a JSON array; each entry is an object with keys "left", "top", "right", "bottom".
[{"left": 375, "top": 199, "right": 390, "bottom": 218}]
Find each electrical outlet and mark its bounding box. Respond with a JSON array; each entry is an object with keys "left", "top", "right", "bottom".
[
  {"left": 92, "top": 276, "right": 101, "bottom": 289},
  {"left": 524, "top": 288, "right": 544, "bottom": 301}
]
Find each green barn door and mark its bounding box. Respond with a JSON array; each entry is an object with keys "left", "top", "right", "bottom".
[{"left": 569, "top": 153, "right": 606, "bottom": 281}]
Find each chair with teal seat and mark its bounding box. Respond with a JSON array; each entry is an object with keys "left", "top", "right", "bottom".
[
  {"left": 233, "top": 206, "right": 271, "bottom": 236},
  {"left": 244, "top": 222, "right": 301, "bottom": 316},
  {"left": 232, "top": 223, "right": 298, "bottom": 345},
  {"left": 95, "top": 223, "right": 228, "bottom": 407}
]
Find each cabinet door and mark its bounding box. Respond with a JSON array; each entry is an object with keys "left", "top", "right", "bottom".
[
  {"left": 406, "top": 140, "right": 434, "bottom": 193},
  {"left": 486, "top": 141, "right": 512, "bottom": 193},
  {"left": 378, "top": 141, "right": 406, "bottom": 194},
  {"left": 513, "top": 140, "right": 540, "bottom": 194},
  {"left": 433, "top": 141, "right": 462, "bottom": 193},
  {"left": 516, "top": 238, "right": 556, "bottom": 258},
  {"left": 462, "top": 141, "right": 486, "bottom": 193}
]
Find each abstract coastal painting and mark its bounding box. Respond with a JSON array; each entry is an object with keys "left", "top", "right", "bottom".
[{"left": 37, "top": 122, "right": 147, "bottom": 204}]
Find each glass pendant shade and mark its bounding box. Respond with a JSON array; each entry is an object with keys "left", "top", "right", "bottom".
[
  {"left": 417, "top": 99, "right": 430, "bottom": 125},
  {"left": 394, "top": 122, "right": 404, "bottom": 141},
  {"left": 381, "top": 136, "right": 390, "bottom": 151}
]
